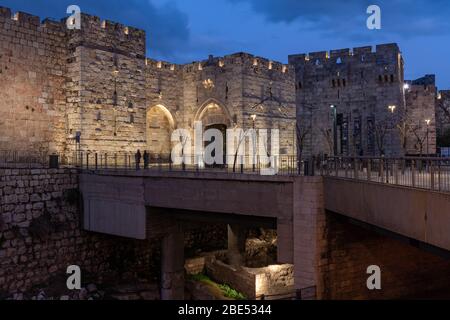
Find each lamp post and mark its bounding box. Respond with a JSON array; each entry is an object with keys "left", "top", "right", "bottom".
[
  {"left": 330, "top": 105, "right": 337, "bottom": 156},
  {"left": 388, "top": 105, "right": 396, "bottom": 156},
  {"left": 251, "top": 114, "right": 257, "bottom": 172},
  {"left": 425, "top": 119, "right": 431, "bottom": 155}
]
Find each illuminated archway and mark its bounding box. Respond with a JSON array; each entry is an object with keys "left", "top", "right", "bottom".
[
  {"left": 194, "top": 99, "right": 233, "bottom": 128},
  {"left": 146, "top": 105, "right": 175, "bottom": 158},
  {"left": 195, "top": 99, "right": 232, "bottom": 167}
]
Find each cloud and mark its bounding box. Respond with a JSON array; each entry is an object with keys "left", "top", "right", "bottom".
[
  {"left": 0, "top": 0, "right": 190, "bottom": 58},
  {"left": 226, "top": 0, "right": 450, "bottom": 38}
]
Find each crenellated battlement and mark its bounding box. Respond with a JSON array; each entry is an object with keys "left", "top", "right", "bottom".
[
  {"left": 0, "top": 6, "right": 10, "bottom": 18},
  {"left": 70, "top": 13, "right": 145, "bottom": 39},
  {"left": 0, "top": 6, "right": 145, "bottom": 57},
  {"left": 0, "top": 6, "right": 65, "bottom": 32},
  {"left": 66, "top": 13, "right": 146, "bottom": 57},
  {"left": 145, "top": 58, "right": 180, "bottom": 72},
  {"left": 289, "top": 43, "right": 400, "bottom": 67},
  {"left": 178, "top": 52, "right": 290, "bottom": 75},
  {"left": 143, "top": 52, "right": 290, "bottom": 76}
]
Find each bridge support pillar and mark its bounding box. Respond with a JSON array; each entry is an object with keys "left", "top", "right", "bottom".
[
  {"left": 227, "top": 224, "right": 246, "bottom": 267},
  {"left": 161, "top": 230, "right": 185, "bottom": 300},
  {"left": 293, "top": 176, "right": 326, "bottom": 300}
]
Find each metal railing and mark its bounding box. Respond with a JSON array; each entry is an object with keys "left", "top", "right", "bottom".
[
  {"left": 321, "top": 156, "right": 450, "bottom": 192},
  {"left": 68, "top": 152, "right": 302, "bottom": 176},
  {"left": 2, "top": 150, "right": 450, "bottom": 193},
  {"left": 0, "top": 150, "right": 49, "bottom": 168}
]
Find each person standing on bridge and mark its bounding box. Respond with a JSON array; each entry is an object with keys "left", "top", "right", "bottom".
[{"left": 135, "top": 150, "right": 142, "bottom": 170}]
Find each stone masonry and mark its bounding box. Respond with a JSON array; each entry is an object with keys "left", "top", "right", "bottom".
[
  {"left": 0, "top": 7, "right": 296, "bottom": 163},
  {"left": 0, "top": 8, "right": 67, "bottom": 154},
  {"left": 320, "top": 213, "right": 450, "bottom": 299},
  {"left": 289, "top": 46, "right": 444, "bottom": 157},
  {"left": 404, "top": 75, "right": 437, "bottom": 155},
  {"left": 2, "top": 6, "right": 446, "bottom": 161},
  {"left": 436, "top": 90, "right": 450, "bottom": 143},
  {"left": 0, "top": 167, "right": 226, "bottom": 296},
  {"left": 289, "top": 44, "right": 406, "bottom": 157}
]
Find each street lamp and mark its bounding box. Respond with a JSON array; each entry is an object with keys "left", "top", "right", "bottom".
[
  {"left": 330, "top": 105, "right": 337, "bottom": 156},
  {"left": 250, "top": 114, "right": 257, "bottom": 171},
  {"left": 388, "top": 105, "right": 397, "bottom": 156},
  {"left": 425, "top": 119, "right": 431, "bottom": 155}
]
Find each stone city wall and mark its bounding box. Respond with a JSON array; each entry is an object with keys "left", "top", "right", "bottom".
[
  {"left": 405, "top": 80, "right": 437, "bottom": 155},
  {"left": 0, "top": 167, "right": 226, "bottom": 296},
  {"left": 1, "top": 6, "right": 296, "bottom": 162},
  {"left": 436, "top": 90, "right": 450, "bottom": 142},
  {"left": 0, "top": 8, "right": 67, "bottom": 154},
  {"left": 289, "top": 44, "right": 406, "bottom": 157},
  {"left": 319, "top": 213, "right": 450, "bottom": 299}
]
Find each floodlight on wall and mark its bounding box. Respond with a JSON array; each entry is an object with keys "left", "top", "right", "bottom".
[
  {"left": 202, "top": 79, "right": 215, "bottom": 90},
  {"left": 388, "top": 105, "right": 396, "bottom": 113},
  {"left": 403, "top": 83, "right": 410, "bottom": 90},
  {"left": 425, "top": 119, "right": 431, "bottom": 126}
]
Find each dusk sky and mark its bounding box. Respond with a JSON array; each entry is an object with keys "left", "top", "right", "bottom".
[{"left": 2, "top": 0, "right": 449, "bottom": 88}]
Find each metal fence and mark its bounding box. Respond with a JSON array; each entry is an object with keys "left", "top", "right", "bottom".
[
  {"left": 68, "top": 152, "right": 302, "bottom": 176},
  {"left": 3, "top": 150, "right": 450, "bottom": 193},
  {"left": 321, "top": 156, "right": 450, "bottom": 192},
  {"left": 0, "top": 150, "right": 49, "bottom": 168}
]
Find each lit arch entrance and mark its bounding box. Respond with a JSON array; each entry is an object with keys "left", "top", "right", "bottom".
[
  {"left": 146, "top": 105, "right": 175, "bottom": 158},
  {"left": 195, "top": 100, "right": 232, "bottom": 167},
  {"left": 195, "top": 99, "right": 233, "bottom": 128}
]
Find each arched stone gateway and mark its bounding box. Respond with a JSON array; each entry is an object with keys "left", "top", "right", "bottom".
[
  {"left": 195, "top": 100, "right": 232, "bottom": 167},
  {"left": 195, "top": 99, "right": 233, "bottom": 128},
  {"left": 146, "top": 105, "right": 175, "bottom": 158}
]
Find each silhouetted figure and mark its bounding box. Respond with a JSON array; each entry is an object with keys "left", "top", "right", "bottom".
[
  {"left": 143, "top": 151, "right": 149, "bottom": 169},
  {"left": 135, "top": 150, "right": 141, "bottom": 170}
]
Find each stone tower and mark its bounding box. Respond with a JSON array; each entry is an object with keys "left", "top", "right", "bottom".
[{"left": 289, "top": 44, "right": 406, "bottom": 157}]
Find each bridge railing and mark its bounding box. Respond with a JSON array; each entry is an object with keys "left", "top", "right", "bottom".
[
  {"left": 67, "top": 152, "right": 303, "bottom": 176},
  {"left": 3, "top": 150, "right": 450, "bottom": 192},
  {"left": 321, "top": 156, "right": 450, "bottom": 192},
  {"left": 0, "top": 150, "right": 49, "bottom": 168}
]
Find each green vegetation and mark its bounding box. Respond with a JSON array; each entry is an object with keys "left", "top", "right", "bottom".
[
  {"left": 188, "top": 274, "right": 246, "bottom": 300},
  {"left": 189, "top": 273, "right": 216, "bottom": 285},
  {"left": 217, "top": 283, "right": 246, "bottom": 300}
]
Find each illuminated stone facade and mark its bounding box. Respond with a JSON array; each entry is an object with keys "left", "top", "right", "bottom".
[
  {"left": 289, "top": 46, "right": 440, "bottom": 157},
  {"left": 289, "top": 44, "right": 407, "bottom": 157},
  {"left": 0, "top": 6, "right": 443, "bottom": 159},
  {"left": 0, "top": 7, "right": 296, "bottom": 162}
]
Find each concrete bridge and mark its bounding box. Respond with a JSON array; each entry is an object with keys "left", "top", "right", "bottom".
[{"left": 79, "top": 165, "right": 450, "bottom": 299}]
